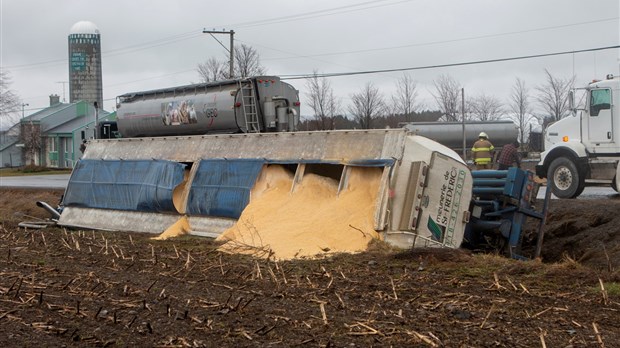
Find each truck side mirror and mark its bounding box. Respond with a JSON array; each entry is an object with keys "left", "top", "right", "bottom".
[{"left": 568, "top": 90, "right": 575, "bottom": 116}]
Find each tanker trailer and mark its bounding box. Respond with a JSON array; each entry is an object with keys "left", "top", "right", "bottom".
[
  {"left": 115, "top": 76, "right": 300, "bottom": 138},
  {"left": 401, "top": 121, "right": 518, "bottom": 150},
  {"left": 57, "top": 129, "right": 473, "bottom": 251}
]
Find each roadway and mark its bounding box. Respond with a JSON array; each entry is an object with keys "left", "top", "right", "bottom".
[
  {"left": 549, "top": 185, "right": 619, "bottom": 200},
  {"left": 0, "top": 174, "right": 70, "bottom": 189}
]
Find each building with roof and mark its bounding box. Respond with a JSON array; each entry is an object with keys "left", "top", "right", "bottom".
[
  {"left": 69, "top": 21, "right": 103, "bottom": 109},
  {"left": 0, "top": 20, "right": 113, "bottom": 169},
  {"left": 0, "top": 95, "right": 113, "bottom": 168}
]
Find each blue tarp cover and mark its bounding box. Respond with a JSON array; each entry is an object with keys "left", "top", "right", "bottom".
[
  {"left": 63, "top": 159, "right": 185, "bottom": 212},
  {"left": 186, "top": 159, "right": 264, "bottom": 219}
]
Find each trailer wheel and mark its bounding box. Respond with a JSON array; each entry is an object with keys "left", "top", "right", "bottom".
[{"left": 547, "top": 157, "right": 583, "bottom": 199}]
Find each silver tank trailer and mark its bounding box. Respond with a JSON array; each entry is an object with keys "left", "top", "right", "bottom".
[
  {"left": 402, "top": 121, "right": 519, "bottom": 149},
  {"left": 116, "top": 76, "right": 300, "bottom": 138}
]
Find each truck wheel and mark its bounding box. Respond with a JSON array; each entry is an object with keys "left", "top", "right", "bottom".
[
  {"left": 547, "top": 157, "right": 583, "bottom": 199},
  {"left": 612, "top": 176, "right": 618, "bottom": 192}
]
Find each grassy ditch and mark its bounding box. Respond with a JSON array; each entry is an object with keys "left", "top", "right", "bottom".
[{"left": 0, "top": 165, "right": 72, "bottom": 177}]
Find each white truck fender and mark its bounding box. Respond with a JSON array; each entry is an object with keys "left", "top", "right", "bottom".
[
  {"left": 536, "top": 141, "right": 589, "bottom": 179},
  {"left": 539, "top": 141, "right": 588, "bottom": 164}
]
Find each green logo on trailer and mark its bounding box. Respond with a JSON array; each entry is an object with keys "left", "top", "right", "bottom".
[{"left": 427, "top": 217, "right": 445, "bottom": 242}]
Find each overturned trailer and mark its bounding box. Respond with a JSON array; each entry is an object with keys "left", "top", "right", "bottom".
[{"left": 58, "top": 129, "right": 473, "bottom": 249}]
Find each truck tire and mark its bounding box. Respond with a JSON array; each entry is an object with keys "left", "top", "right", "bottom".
[{"left": 547, "top": 157, "right": 584, "bottom": 199}]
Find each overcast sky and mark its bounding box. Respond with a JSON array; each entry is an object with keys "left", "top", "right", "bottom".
[{"left": 1, "top": 0, "right": 619, "bottom": 122}]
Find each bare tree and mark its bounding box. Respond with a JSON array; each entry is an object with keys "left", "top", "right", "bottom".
[
  {"left": 197, "top": 57, "right": 227, "bottom": 82},
  {"left": 0, "top": 70, "right": 21, "bottom": 128},
  {"left": 348, "top": 82, "right": 385, "bottom": 129},
  {"left": 391, "top": 73, "right": 419, "bottom": 122},
  {"left": 468, "top": 93, "right": 504, "bottom": 121},
  {"left": 234, "top": 44, "right": 266, "bottom": 78},
  {"left": 535, "top": 69, "right": 575, "bottom": 122},
  {"left": 431, "top": 74, "right": 461, "bottom": 121},
  {"left": 20, "top": 120, "right": 42, "bottom": 166},
  {"left": 305, "top": 71, "right": 340, "bottom": 130},
  {"left": 508, "top": 78, "right": 535, "bottom": 144},
  {"left": 197, "top": 44, "right": 266, "bottom": 81}
]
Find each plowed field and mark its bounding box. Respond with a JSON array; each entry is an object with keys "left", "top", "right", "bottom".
[{"left": 1, "top": 188, "right": 619, "bottom": 347}]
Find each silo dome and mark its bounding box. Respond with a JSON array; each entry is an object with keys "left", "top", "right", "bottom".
[{"left": 70, "top": 21, "right": 99, "bottom": 35}]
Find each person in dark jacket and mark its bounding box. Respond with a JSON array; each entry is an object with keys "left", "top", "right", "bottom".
[
  {"left": 472, "top": 132, "right": 495, "bottom": 170},
  {"left": 497, "top": 140, "right": 521, "bottom": 170}
]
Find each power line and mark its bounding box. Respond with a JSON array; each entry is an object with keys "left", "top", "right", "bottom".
[
  {"left": 236, "top": 38, "right": 365, "bottom": 74},
  {"left": 219, "top": 0, "right": 414, "bottom": 28},
  {"left": 6, "top": 13, "right": 617, "bottom": 71},
  {"left": 6, "top": 32, "right": 204, "bottom": 70},
  {"left": 104, "top": 31, "right": 201, "bottom": 54},
  {"left": 105, "top": 45, "right": 620, "bottom": 98},
  {"left": 238, "top": 17, "right": 618, "bottom": 81},
  {"left": 4, "top": 0, "right": 410, "bottom": 71},
  {"left": 104, "top": 69, "right": 196, "bottom": 88},
  {"left": 261, "top": 17, "right": 620, "bottom": 61},
  {"left": 280, "top": 45, "right": 620, "bottom": 80},
  {"left": 103, "top": 33, "right": 204, "bottom": 58}
]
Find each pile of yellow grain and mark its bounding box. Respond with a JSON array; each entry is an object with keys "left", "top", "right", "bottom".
[{"left": 216, "top": 165, "right": 382, "bottom": 260}]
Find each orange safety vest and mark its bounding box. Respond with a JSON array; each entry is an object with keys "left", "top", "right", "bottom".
[{"left": 472, "top": 139, "right": 494, "bottom": 165}]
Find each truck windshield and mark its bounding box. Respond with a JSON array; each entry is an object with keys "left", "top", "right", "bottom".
[{"left": 590, "top": 89, "right": 611, "bottom": 116}]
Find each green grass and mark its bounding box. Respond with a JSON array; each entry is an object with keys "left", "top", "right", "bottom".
[
  {"left": 588, "top": 281, "right": 620, "bottom": 298},
  {"left": 603, "top": 282, "right": 620, "bottom": 296},
  {"left": 0, "top": 166, "right": 72, "bottom": 177}
]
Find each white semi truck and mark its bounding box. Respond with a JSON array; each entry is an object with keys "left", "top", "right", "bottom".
[{"left": 536, "top": 74, "right": 620, "bottom": 198}]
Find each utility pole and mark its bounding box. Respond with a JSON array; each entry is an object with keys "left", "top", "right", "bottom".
[
  {"left": 94, "top": 102, "right": 99, "bottom": 139},
  {"left": 56, "top": 81, "right": 68, "bottom": 102},
  {"left": 21, "top": 103, "right": 29, "bottom": 119},
  {"left": 461, "top": 88, "right": 466, "bottom": 160},
  {"left": 202, "top": 29, "right": 235, "bottom": 78}
]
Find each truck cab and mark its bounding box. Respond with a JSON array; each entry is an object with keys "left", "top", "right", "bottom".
[{"left": 536, "top": 74, "right": 620, "bottom": 198}]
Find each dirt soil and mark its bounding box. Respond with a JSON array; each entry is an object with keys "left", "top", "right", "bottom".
[{"left": 1, "top": 188, "right": 620, "bottom": 347}]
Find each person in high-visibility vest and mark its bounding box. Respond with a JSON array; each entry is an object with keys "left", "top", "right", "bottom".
[{"left": 471, "top": 132, "right": 495, "bottom": 170}]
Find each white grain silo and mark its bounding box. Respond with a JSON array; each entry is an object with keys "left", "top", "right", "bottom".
[{"left": 68, "top": 21, "right": 103, "bottom": 109}]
